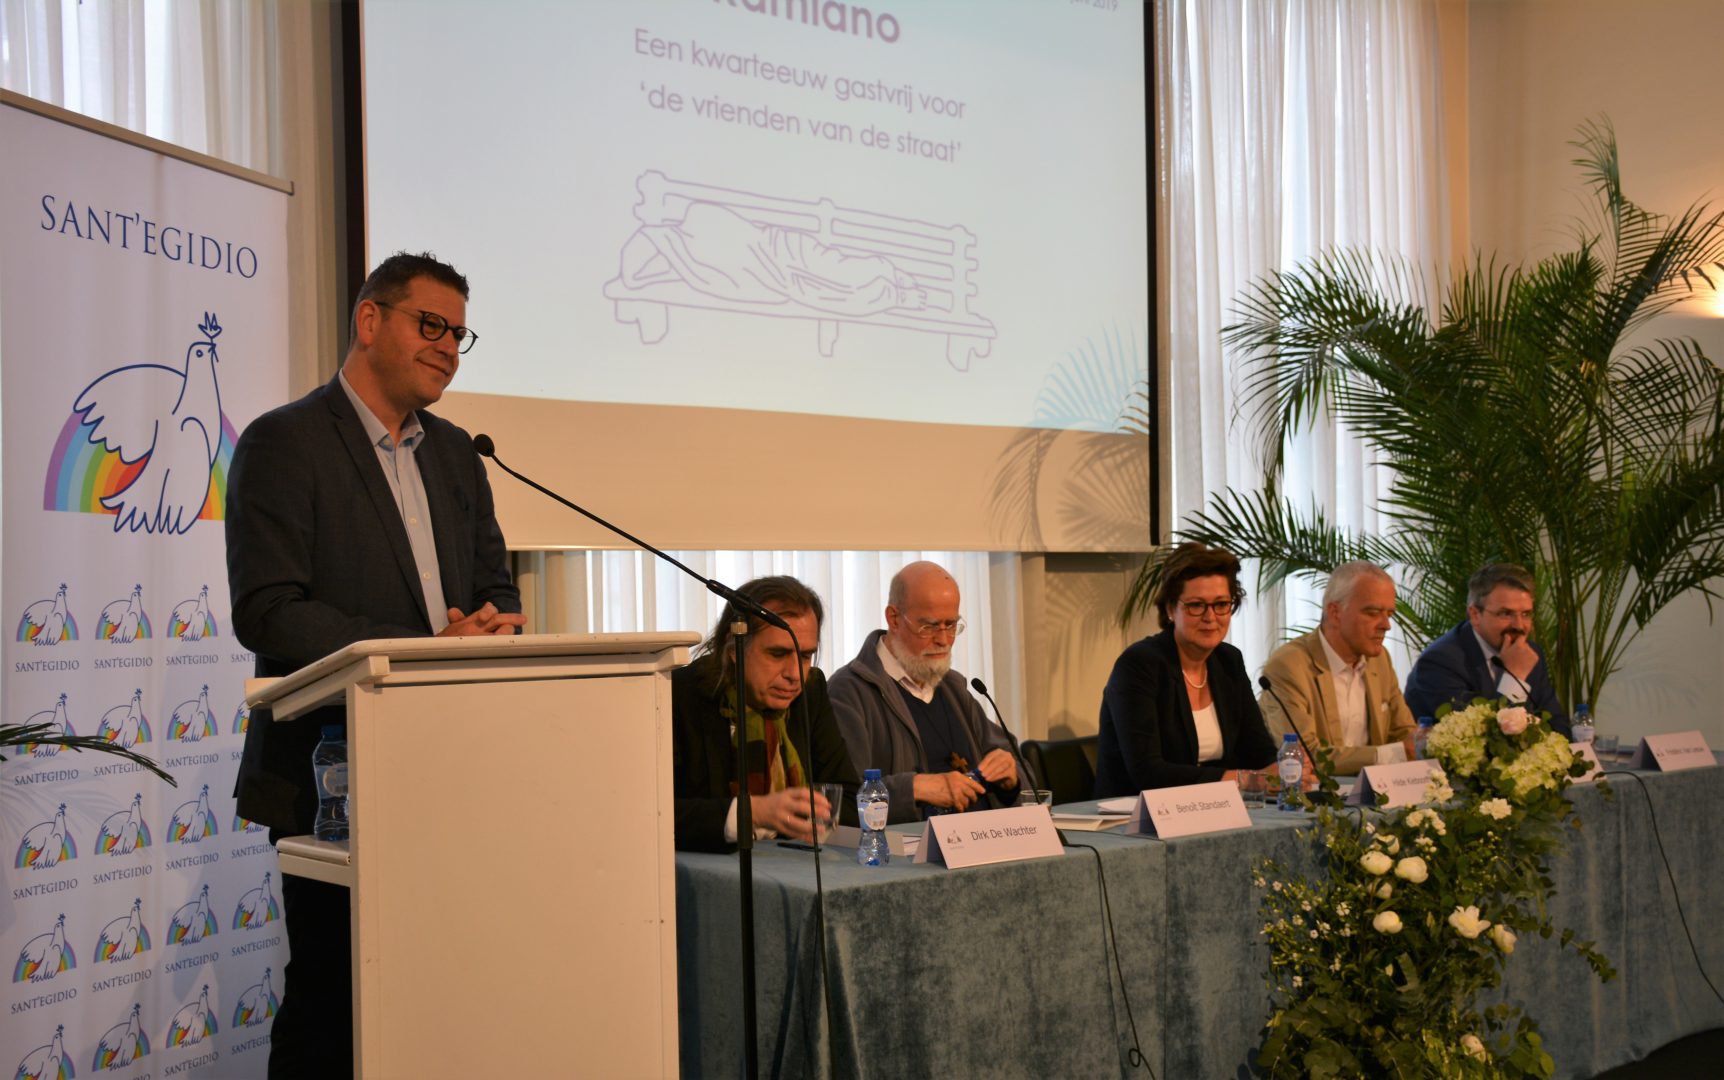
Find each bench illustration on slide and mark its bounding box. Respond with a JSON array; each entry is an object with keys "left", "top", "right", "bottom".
[{"left": 603, "top": 170, "right": 996, "bottom": 370}]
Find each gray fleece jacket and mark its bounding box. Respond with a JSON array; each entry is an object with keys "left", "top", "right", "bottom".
[{"left": 827, "top": 629, "right": 1026, "bottom": 824}]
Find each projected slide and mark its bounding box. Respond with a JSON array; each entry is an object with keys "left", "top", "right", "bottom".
[{"left": 366, "top": 0, "right": 1147, "bottom": 432}]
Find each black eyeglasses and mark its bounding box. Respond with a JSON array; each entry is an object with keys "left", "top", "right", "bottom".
[
  {"left": 1178, "top": 599, "right": 1236, "bottom": 617},
  {"left": 376, "top": 301, "right": 478, "bottom": 354}
]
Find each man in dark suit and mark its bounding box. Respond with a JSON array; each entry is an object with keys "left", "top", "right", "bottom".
[
  {"left": 226, "top": 252, "right": 524, "bottom": 1078},
  {"left": 1403, "top": 563, "right": 1570, "bottom": 735},
  {"left": 672, "top": 575, "right": 859, "bottom": 853}
]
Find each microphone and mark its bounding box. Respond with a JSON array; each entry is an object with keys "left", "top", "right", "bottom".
[
  {"left": 971, "top": 676, "right": 1068, "bottom": 846},
  {"left": 1489, "top": 655, "right": 1532, "bottom": 700},
  {"left": 472, "top": 434, "right": 789, "bottom": 633},
  {"left": 1258, "top": 675, "right": 1319, "bottom": 767},
  {"left": 971, "top": 677, "right": 1040, "bottom": 791}
]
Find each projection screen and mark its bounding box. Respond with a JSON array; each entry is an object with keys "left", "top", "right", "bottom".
[{"left": 363, "top": 0, "right": 1150, "bottom": 551}]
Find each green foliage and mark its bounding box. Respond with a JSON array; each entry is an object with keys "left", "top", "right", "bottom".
[
  {"left": 1126, "top": 120, "right": 1724, "bottom": 708},
  {"left": 1254, "top": 700, "right": 1611, "bottom": 1078},
  {"left": 1, "top": 723, "right": 176, "bottom": 785}
]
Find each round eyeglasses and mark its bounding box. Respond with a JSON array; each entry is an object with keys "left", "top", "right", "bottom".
[
  {"left": 376, "top": 300, "right": 478, "bottom": 354},
  {"left": 907, "top": 617, "right": 966, "bottom": 639}
]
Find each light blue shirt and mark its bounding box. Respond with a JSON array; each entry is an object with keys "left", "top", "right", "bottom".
[{"left": 338, "top": 371, "right": 450, "bottom": 632}]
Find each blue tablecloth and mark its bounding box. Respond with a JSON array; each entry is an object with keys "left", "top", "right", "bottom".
[{"left": 675, "top": 762, "right": 1724, "bottom": 1078}]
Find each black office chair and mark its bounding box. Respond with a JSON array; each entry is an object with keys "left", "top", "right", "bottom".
[{"left": 1020, "top": 735, "right": 1099, "bottom": 806}]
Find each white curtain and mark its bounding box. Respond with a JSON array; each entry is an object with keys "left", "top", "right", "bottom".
[
  {"left": 0, "top": 0, "right": 278, "bottom": 174},
  {"left": 1158, "top": 0, "right": 1450, "bottom": 672},
  {"left": 516, "top": 549, "right": 1014, "bottom": 727}
]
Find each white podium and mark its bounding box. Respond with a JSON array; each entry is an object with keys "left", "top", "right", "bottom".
[{"left": 246, "top": 632, "right": 698, "bottom": 1079}]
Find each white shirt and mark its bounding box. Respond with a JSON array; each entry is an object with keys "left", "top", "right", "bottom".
[
  {"left": 1319, "top": 629, "right": 1408, "bottom": 766},
  {"left": 1318, "top": 629, "right": 1369, "bottom": 749},
  {"left": 1192, "top": 701, "right": 1223, "bottom": 763},
  {"left": 1471, "top": 628, "right": 1528, "bottom": 704}
]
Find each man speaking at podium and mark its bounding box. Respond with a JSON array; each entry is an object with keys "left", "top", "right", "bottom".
[{"left": 227, "top": 252, "right": 523, "bottom": 1078}]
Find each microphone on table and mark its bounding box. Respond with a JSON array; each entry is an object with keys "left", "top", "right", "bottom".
[
  {"left": 1258, "top": 675, "right": 1319, "bottom": 769},
  {"left": 971, "top": 677, "right": 1041, "bottom": 791},
  {"left": 971, "top": 676, "right": 1068, "bottom": 844},
  {"left": 471, "top": 433, "right": 789, "bottom": 633}
]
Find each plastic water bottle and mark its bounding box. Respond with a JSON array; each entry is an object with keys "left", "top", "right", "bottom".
[
  {"left": 312, "top": 724, "right": 349, "bottom": 842},
  {"left": 1276, "top": 733, "right": 1303, "bottom": 811},
  {"left": 856, "top": 768, "right": 890, "bottom": 866},
  {"left": 1413, "top": 716, "right": 1436, "bottom": 760},
  {"left": 1571, "top": 703, "right": 1595, "bottom": 744}
]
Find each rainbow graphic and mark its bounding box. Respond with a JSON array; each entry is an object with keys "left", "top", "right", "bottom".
[
  {"left": 12, "top": 921, "right": 76, "bottom": 983},
  {"left": 166, "top": 815, "right": 216, "bottom": 845},
  {"left": 92, "top": 1023, "right": 149, "bottom": 1071},
  {"left": 93, "top": 800, "right": 152, "bottom": 856},
  {"left": 41, "top": 412, "right": 237, "bottom": 522},
  {"left": 233, "top": 815, "right": 266, "bottom": 834},
  {"left": 15, "top": 587, "right": 77, "bottom": 643},
  {"left": 166, "top": 712, "right": 217, "bottom": 742},
  {"left": 96, "top": 695, "right": 151, "bottom": 747},
  {"left": 165, "top": 891, "right": 218, "bottom": 945},
  {"left": 231, "top": 976, "right": 279, "bottom": 1028},
  {"left": 42, "top": 407, "right": 236, "bottom": 517},
  {"left": 232, "top": 703, "right": 251, "bottom": 734},
  {"left": 164, "top": 1018, "right": 215, "bottom": 1048},
  {"left": 232, "top": 895, "right": 280, "bottom": 930},
  {"left": 95, "top": 612, "right": 151, "bottom": 642},
  {"left": 93, "top": 923, "right": 151, "bottom": 964},
  {"left": 15, "top": 823, "right": 78, "bottom": 869},
  {"left": 12, "top": 1026, "right": 74, "bottom": 1080},
  {"left": 168, "top": 611, "right": 215, "bottom": 639},
  {"left": 164, "top": 990, "right": 217, "bottom": 1047},
  {"left": 15, "top": 703, "right": 74, "bottom": 757}
]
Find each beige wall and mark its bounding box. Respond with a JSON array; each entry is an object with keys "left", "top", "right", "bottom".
[{"left": 1468, "top": 0, "right": 1724, "bottom": 745}]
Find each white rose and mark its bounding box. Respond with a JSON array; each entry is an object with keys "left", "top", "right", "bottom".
[
  {"left": 1448, "top": 904, "right": 1492, "bottom": 940},
  {"left": 1491, "top": 924, "right": 1517, "bottom": 954},
  {"left": 1461, "top": 1033, "right": 1487, "bottom": 1060},
  {"left": 1497, "top": 706, "right": 1529, "bottom": 736},
  {"left": 1393, "top": 856, "right": 1429, "bottom": 884},
  {"left": 1379, "top": 834, "right": 1401, "bottom": 855},
  {"left": 1372, "top": 910, "right": 1403, "bottom": 934},
  {"left": 1360, "top": 850, "right": 1393, "bottom": 876},
  {"left": 1375, "top": 881, "right": 1394, "bottom": 899},
  {"left": 1479, "top": 798, "right": 1513, "bottom": 821}
]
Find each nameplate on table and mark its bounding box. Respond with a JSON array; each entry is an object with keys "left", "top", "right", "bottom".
[
  {"left": 1345, "top": 759, "right": 1441, "bottom": 808},
  {"left": 914, "top": 805, "right": 1063, "bottom": 868},
  {"left": 1571, "top": 742, "right": 1602, "bottom": 784},
  {"left": 1626, "top": 731, "right": 1716, "bottom": 772},
  {"left": 1123, "top": 781, "right": 1250, "bottom": 839}
]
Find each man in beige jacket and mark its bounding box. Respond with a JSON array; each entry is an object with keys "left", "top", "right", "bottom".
[{"left": 1259, "top": 562, "right": 1417, "bottom": 775}]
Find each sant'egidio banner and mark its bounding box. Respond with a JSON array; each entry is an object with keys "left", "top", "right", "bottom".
[{"left": 2, "top": 97, "right": 289, "bottom": 1080}]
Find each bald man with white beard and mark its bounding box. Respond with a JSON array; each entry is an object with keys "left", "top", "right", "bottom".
[{"left": 828, "top": 561, "right": 1025, "bottom": 824}]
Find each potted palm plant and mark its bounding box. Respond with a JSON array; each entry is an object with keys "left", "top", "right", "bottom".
[{"left": 1127, "top": 120, "right": 1724, "bottom": 710}]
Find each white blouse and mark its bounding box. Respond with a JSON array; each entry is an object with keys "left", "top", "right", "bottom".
[{"left": 1192, "top": 701, "right": 1223, "bottom": 763}]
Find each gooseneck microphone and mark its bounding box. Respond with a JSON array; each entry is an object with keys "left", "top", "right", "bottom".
[
  {"left": 472, "top": 434, "right": 789, "bottom": 633},
  {"left": 1489, "top": 655, "right": 1533, "bottom": 700},
  {"left": 971, "top": 677, "right": 1040, "bottom": 791},
  {"left": 1258, "top": 674, "right": 1319, "bottom": 767}
]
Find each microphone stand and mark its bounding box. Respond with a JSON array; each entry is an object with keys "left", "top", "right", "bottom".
[
  {"left": 971, "top": 678, "right": 1040, "bottom": 791},
  {"left": 1258, "top": 675, "right": 1320, "bottom": 804},
  {"left": 475, "top": 435, "right": 768, "bottom": 1079},
  {"left": 730, "top": 620, "right": 759, "bottom": 1080}
]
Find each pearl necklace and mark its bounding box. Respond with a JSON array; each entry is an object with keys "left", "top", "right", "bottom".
[{"left": 1182, "top": 665, "right": 1208, "bottom": 689}]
